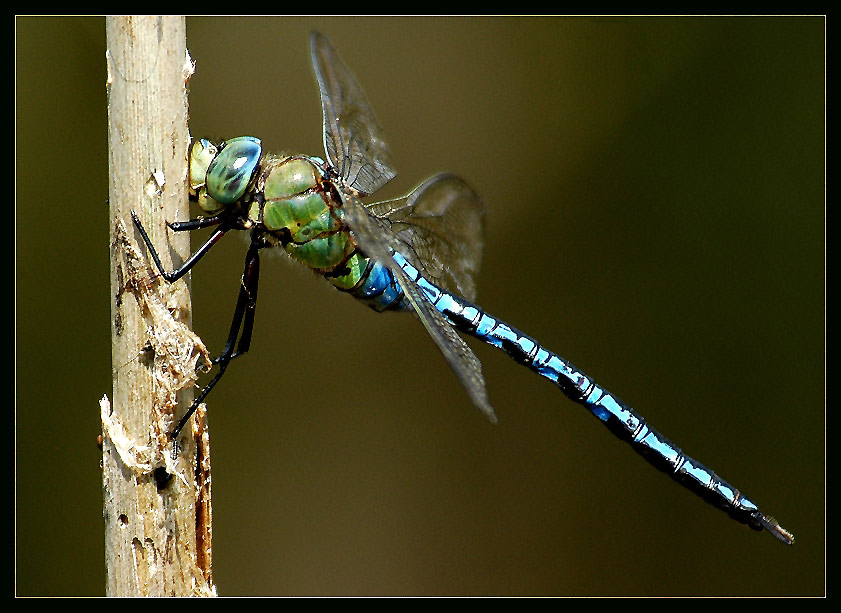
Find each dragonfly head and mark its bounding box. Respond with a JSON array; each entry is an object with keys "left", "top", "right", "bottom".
[{"left": 188, "top": 136, "right": 263, "bottom": 215}]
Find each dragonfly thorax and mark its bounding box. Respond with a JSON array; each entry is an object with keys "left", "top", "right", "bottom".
[
  {"left": 251, "top": 154, "right": 373, "bottom": 289},
  {"left": 189, "top": 137, "right": 378, "bottom": 297}
]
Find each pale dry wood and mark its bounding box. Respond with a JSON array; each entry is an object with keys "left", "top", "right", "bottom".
[{"left": 104, "top": 15, "right": 214, "bottom": 596}]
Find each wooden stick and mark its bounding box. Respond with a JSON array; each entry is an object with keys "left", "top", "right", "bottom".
[{"left": 104, "top": 15, "right": 214, "bottom": 596}]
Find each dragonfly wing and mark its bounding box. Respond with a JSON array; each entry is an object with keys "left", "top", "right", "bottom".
[
  {"left": 341, "top": 191, "right": 496, "bottom": 423},
  {"left": 310, "top": 31, "right": 396, "bottom": 196},
  {"left": 366, "top": 173, "right": 486, "bottom": 302}
]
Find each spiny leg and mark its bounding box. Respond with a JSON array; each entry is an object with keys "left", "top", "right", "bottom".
[
  {"left": 216, "top": 244, "right": 260, "bottom": 363},
  {"left": 130, "top": 210, "right": 261, "bottom": 441},
  {"left": 130, "top": 210, "right": 229, "bottom": 283},
  {"left": 171, "top": 239, "right": 262, "bottom": 441},
  {"left": 168, "top": 214, "right": 225, "bottom": 232}
]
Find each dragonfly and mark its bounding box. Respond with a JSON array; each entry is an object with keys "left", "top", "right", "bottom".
[{"left": 132, "top": 31, "right": 793, "bottom": 545}]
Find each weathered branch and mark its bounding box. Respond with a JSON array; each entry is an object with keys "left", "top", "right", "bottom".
[{"left": 104, "top": 15, "right": 214, "bottom": 597}]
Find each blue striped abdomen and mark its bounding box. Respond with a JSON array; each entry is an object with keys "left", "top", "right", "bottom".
[
  {"left": 347, "top": 258, "right": 407, "bottom": 312},
  {"left": 387, "top": 251, "right": 793, "bottom": 544}
]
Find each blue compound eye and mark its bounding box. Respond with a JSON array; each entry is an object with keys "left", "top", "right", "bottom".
[{"left": 205, "top": 136, "right": 262, "bottom": 204}]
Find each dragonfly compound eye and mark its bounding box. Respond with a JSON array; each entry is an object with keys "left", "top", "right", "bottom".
[{"left": 205, "top": 136, "right": 262, "bottom": 205}]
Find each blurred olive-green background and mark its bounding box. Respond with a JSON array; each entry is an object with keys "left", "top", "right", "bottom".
[{"left": 16, "top": 16, "right": 824, "bottom": 596}]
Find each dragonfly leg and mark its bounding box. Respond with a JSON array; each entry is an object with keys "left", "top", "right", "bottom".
[
  {"left": 211, "top": 254, "right": 258, "bottom": 365},
  {"left": 167, "top": 214, "right": 224, "bottom": 232},
  {"left": 170, "top": 239, "right": 261, "bottom": 440},
  {"left": 130, "top": 210, "right": 229, "bottom": 283},
  {"left": 213, "top": 238, "right": 261, "bottom": 363}
]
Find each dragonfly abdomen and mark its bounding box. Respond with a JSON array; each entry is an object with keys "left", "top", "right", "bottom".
[
  {"left": 390, "top": 251, "right": 793, "bottom": 544},
  {"left": 344, "top": 258, "right": 407, "bottom": 312}
]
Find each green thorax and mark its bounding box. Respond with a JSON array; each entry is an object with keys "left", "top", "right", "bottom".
[{"left": 249, "top": 155, "right": 369, "bottom": 291}]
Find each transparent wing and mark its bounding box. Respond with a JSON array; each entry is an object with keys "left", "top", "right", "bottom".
[
  {"left": 367, "top": 173, "right": 486, "bottom": 302},
  {"left": 341, "top": 190, "right": 496, "bottom": 423},
  {"left": 310, "top": 31, "right": 396, "bottom": 196}
]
